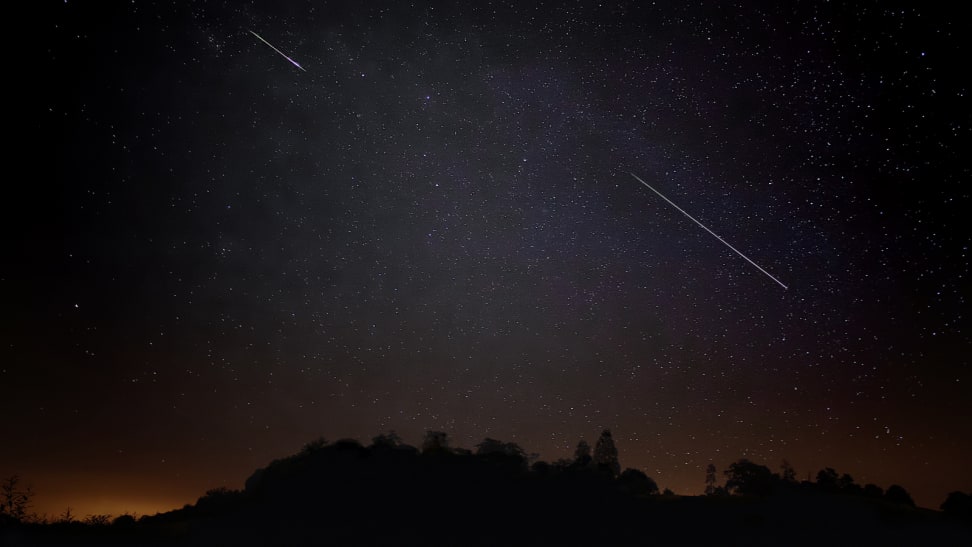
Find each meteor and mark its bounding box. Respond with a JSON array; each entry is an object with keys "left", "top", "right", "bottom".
[
  {"left": 630, "top": 172, "right": 788, "bottom": 290},
  {"left": 248, "top": 29, "right": 306, "bottom": 72}
]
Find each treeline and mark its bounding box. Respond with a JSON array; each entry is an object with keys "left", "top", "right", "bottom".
[
  {"left": 2, "top": 430, "right": 970, "bottom": 545},
  {"left": 705, "top": 458, "right": 923, "bottom": 507}
]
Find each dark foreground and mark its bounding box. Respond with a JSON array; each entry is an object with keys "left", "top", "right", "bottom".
[{"left": 3, "top": 441, "right": 968, "bottom": 546}]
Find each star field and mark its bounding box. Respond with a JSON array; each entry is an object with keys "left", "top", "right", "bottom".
[{"left": 3, "top": 1, "right": 969, "bottom": 517}]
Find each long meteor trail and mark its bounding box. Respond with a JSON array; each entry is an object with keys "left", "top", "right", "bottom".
[
  {"left": 630, "top": 172, "right": 788, "bottom": 290},
  {"left": 248, "top": 30, "right": 306, "bottom": 72}
]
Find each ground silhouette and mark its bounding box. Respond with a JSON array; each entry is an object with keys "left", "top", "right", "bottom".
[{"left": 1, "top": 432, "right": 969, "bottom": 545}]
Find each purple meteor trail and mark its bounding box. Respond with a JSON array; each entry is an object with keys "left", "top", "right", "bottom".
[
  {"left": 248, "top": 30, "right": 306, "bottom": 72},
  {"left": 630, "top": 172, "right": 788, "bottom": 290}
]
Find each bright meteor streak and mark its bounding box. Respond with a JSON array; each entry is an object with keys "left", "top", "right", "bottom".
[
  {"left": 630, "top": 172, "right": 788, "bottom": 290},
  {"left": 248, "top": 30, "right": 306, "bottom": 72}
]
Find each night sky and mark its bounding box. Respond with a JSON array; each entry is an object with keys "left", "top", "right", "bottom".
[{"left": 5, "top": 1, "right": 969, "bottom": 517}]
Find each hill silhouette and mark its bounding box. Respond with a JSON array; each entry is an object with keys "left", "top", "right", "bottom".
[{"left": 2, "top": 432, "right": 969, "bottom": 545}]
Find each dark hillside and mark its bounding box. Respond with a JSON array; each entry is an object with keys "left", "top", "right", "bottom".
[{"left": 4, "top": 437, "right": 967, "bottom": 546}]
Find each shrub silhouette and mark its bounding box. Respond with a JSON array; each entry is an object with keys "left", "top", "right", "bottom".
[
  {"left": 111, "top": 514, "right": 136, "bottom": 528},
  {"left": 82, "top": 514, "right": 111, "bottom": 526}
]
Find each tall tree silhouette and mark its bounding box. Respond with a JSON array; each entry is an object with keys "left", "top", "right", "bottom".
[
  {"left": 704, "top": 464, "right": 717, "bottom": 495},
  {"left": 573, "top": 439, "right": 592, "bottom": 467},
  {"left": 780, "top": 459, "right": 797, "bottom": 483},
  {"left": 593, "top": 429, "right": 621, "bottom": 477}
]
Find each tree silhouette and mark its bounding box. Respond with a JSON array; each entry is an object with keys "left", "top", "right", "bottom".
[
  {"left": 618, "top": 468, "right": 659, "bottom": 496},
  {"left": 112, "top": 514, "right": 137, "bottom": 528},
  {"left": 421, "top": 430, "right": 450, "bottom": 455},
  {"left": 724, "top": 459, "right": 776, "bottom": 496},
  {"left": 862, "top": 484, "right": 884, "bottom": 499},
  {"left": 371, "top": 430, "right": 403, "bottom": 448},
  {"left": 475, "top": 438, "right": 527, "bottom": 468},
  {"left": 884, "top": 484, "right": 915, "bottom": 507},
  {"left": 196, "top": 487, "right": 243, "bottom": 515},
  {"left": 475, "top": 437, "right": 507, "bottom": 456},
  {"left": 573, "top": 439, "right": 592, "bottom": 467},
  {"left": 704, "top": 463, "right": 717, "bottom": 495},
  {"left": 780, "top": 459, "right": 797, "bottom": 483},
  {"left": 300, "top": 437, "right": 329, "bottom": 455},
  {"left": 0, "top": 475, "right": 33, "bottom": 522},
  {"left": 815, "top": 468, "right": 839, "bottom": 490},
  {"left": 940, "top": 491, "right": 972, "bottom": 519},
  {"left": 593, "top": 429, "right": 620, "bottom": 477},
  {"left": 838, "top": 473, "right": 862, "bottom": 495}
]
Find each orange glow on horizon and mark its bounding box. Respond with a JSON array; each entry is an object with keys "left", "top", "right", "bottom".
[
  {"left": 17, "top": 472, "right": 207, "bottom": 522},
  {"left": 31, "top": 495, "right": 188, "bottom": 522}
]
